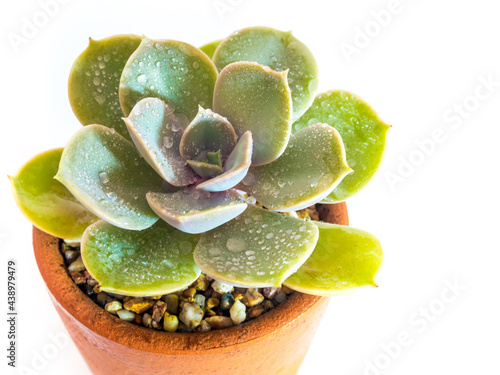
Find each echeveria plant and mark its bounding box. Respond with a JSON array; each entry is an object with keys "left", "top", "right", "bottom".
[{"left": 11, "top": 27, "right": 389, "bottom": 297}]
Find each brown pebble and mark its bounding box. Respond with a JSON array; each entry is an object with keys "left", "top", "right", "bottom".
[
  {"left": 68, "top": 256, "right": 85, "bottom": 273},
  {"left": 282, "top": 286, "right": 293, "bottom": 295},
  {"left": 70, "top": 272, "right": 86, "bottom": 285},
  {"left": 163, "top": 294, "right": 178, "bottom": 315},
  {"left": 183, "top": 287, "right": 197, "bottom": 299},
  {"left": 204, "top": 316, "right": 233, "bottom": 330},
  {"left": 84, "top": 271, "right": 99, "bottom": 287},
  {"left": 262, "top": 287, "right": 281, "bottom": 300},
  {"left": 133, "top": 313, "right": 143, "bottom": 326},
  {"left": 124, "top": 298, "right": 155, "bottom": 314},
  {"left": 263, "top": 300, "right": 275, "bottom": 312},
  {"left": 197, "top": 320, "right": 211, "bottom": 332},
  {"left": 248, "top": 306, "right": 264, "bottom": 319},
  {"left": 64, "top": 250, "right": 80, "bottom": 264},
  {"left": 191, "top": 274, "right": 209, "bottom": 291},
  {"left": 152, "top": 301, "right": 167, "bottom": 322},
  {"left": 96, "top": 292, "right": 113, "bottom": 306}
]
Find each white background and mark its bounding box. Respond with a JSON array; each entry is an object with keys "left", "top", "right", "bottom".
[{"left": 1, "top": 0, "right": 499, "bottom": 374}]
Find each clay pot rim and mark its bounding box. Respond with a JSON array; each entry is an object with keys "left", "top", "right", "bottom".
[{"left": 33, "top": 203, "right": 347, "bottom": 355}]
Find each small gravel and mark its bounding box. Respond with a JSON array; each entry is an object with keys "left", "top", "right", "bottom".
[{"left": 57, "top": 201, "right": 323, "bottom": 333}]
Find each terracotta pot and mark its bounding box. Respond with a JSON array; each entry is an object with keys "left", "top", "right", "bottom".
[{"left": 33, "top": 203, "right": 348, "bottom": 375}]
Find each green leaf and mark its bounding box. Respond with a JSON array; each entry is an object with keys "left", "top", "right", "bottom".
[
  {"left": 119, "top": 38, "right": 218, "bottom": 119},
  {"left": 200, "top": 39, "right": 221, "bottom": 59},
  {"left": 194, "top": 205, "right": 319, "bottom": 287},
  {"left": 147, "top": 190, "right": 247, "bottom": 234},
  {"left": 186, "top": 160, "right": 223, "bottom": 177},
  {"left": 293, "top": 91, "right": 390, "bottom": 202},
  {"left": 68, "top": 35, "right": 141, "bottom": 139},
  {"left": 213, "top": 26, "right": 318, "bottom": 120},
  {"left": 284, "top": 222, "right": 383, "bottom": 296},
  {"left": 240, "top": 124, "right": 352, "bottom": 211},
  {"left": 197, "top": 131, "right": 253, "bottom": 192},
  {"left": 207, "top": 150, "right": 222, "bottom": 167},
  {"left": 82, "top": 220, "right": 201, "bottom": 296},
  {"left": 124, "top": 98, "right": 198, "bottom": 186},
  {"left": 179, "top": 107, "right": 237, "bottom": 160},
  {"left": 213, "top": 62, "right": 292, "bottom": 166},
  {"left": 55, "top": 125, "right": 162, "bottom": 231},
  {"left": 10, "top": 148, "right": 98, "bottom": 241}
]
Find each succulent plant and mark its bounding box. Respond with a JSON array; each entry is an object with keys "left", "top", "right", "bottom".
[{"left": 11, "top": 27, "right": 389, "bottom": 297}]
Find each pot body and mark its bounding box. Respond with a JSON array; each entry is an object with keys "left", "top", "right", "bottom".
[{"left": 33, "top": 203, "right": 348, "bottom": 375}]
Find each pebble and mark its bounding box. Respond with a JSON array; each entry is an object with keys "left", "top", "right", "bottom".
[
  {"left": 96, "top": 292, "right": 113, "bottom": 306},
  {"left": 163, "top": 313, "right": 179, "bottom": 332},
  {"left": 105, "top": 301, "right": 122, "bottom": 315},
  {"left": 230, "top": 300, "right": 246, "bottom": 325},
  {"left": 163, "top": 294, "right": 179, "bottom": 314},
  {"left": 68, "top": 256, "right": 86, "bottom": 272},
  {"left": 191, "top": 274, "right": 209, "bottom": 291},
  {"left": 244, "top": 288, "right": 264, "bottom": 307},
  {"left": 64, "top": 250, "right": 80, "bottom": 264},
  {"left": 274, "top": 290, "right": 287, "bottom": 304},
  {"left": 152, "top": 300, "right": 167, "bottom": 322},
  {"left": 183, "top": 287, "right": 197, "bottom": 299},
  {"left": 206, "top": 297, "right": 220, "bottom": 309},
  {"left": 220, "top": 294, "right": 235, "bottom": 310},
  {"left": 117, "top": 309, "right": 136, "bottom": 322},
  {"left": 263, "top": 287, "right": 280, "bottom": 300},
  {"left": 212, "top": 280, "right": 234, "bottom": 294},
  {"left": 143, "top": 313, "right": 153, "bottom": 328},
  {"left": 248, "top": 306, "right": 264, "bottom": 318},
  {"left": 123, "top": 298, "right": 155, "bottom": 314},
  {"left": 197, "top": 319, "right": 211, "bottom": 332},
  {"left": 70, "top": 272, "right": 86, "bottom": 285},
  {"left": 204, "top": 316, "right": 233, "bottom": 330},
  {"left": 179, "top": 302, "right": 204, "bottom": 329},
  {"left": 194, "top": 294, "right": 206, "bottom": 310}
]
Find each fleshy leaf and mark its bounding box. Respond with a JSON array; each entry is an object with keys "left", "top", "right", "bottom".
[
  {"left": 146, "top": 190, "right": 247, "bottom": 234},
  {"left": 124, "top": 98, "right": 198, "bottom": 186},
  {"left": 194, "top": 205, "right": 319, "bottom": 287},
  {"left": 186, "top": 160, "right": 223, "bottom": 178},
  {"left": 213, "top": 62, "right": 292, "bottom": 166},
  {"left": 179, "top": 107, "right": 237, "bottom": 160},
  {"left": 213, "top": 26, "right": 318, "bottom": 120},
  {"left": 284, "top": 222, "right": 383, "bottom": 295},
  {"left": 197, "top": 131, "right": 253, "bottom": 192},
  {"left": 293, "top": 91, "right": 390, "bottom": 202},
  {"left": 82, "top": 220, "right": 201, "bottom": 296},
  {"left": 55, "top": 125, "right": 162, "bottom": 231},
  {"left": 119, "top": 38, "right": 218, "bottom": 119},
  {"left": 10, "top": 149, "right": 98, "bottom": 241},
  {"left": 200, "top": 40, "right": 221, "bottom": 59},
  {"left": 240, "top": 124, "right": 352, "bottom": 211},
  {"left": 207, "top": 150, "right": 222, "bottom": 167},
  {"left": 68, "top": 35, "right": 141, "bottom": 139}
]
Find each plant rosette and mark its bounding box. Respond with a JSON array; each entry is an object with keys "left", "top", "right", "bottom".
[{"left": 11, "top": 26, "right": 389, "bottom": 374}]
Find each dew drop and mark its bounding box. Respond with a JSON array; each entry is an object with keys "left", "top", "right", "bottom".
[
  {"left": 137, "top": 74, "right": 147, "bottom": 85},
  {"left": 226, "top": 237, "right": 246, "bottom": 253},
  {"left": 98, "top": 172, "right": 109, "bottom": 184},
  {"left": 162, "top": 136, "right": 174, "bottom": 148},
  {"left": 242, "top": 173, "right": 255, "bottom": 186}
]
